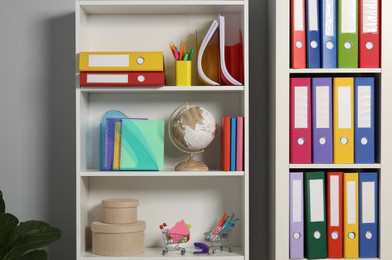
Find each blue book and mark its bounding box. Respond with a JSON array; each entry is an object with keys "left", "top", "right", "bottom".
[{"left": 230, "top": 117, "right": 237, "bottom": 171}]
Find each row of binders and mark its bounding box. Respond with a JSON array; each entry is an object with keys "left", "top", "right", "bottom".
[
  {"left": 290, "top": 171, "right": 378, "bottom": 259},
  {"left": 221, "top": 116, "right": 244, "bottom": 171},
  {"left": 291, "top": 0, "right": 380, "bottom": 68},
  {"left": 290, "top": 77, "right": 376, "bottom": 164},
  {"left": 79, "top": 52, "right": 165, "bottom": 87}
]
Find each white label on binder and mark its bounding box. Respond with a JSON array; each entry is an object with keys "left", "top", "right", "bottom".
[
  {"left": 338, "top": 86, "right": 352, "bottom": 129},
  {"left": 309, "top": 0, "right": 319, "bottom": 30},
  {"left": 295, "top": 87, "right": 308, "bottom": 128},
  {"left": 342, "top": 0, "right": 357, "bottom": 33},
  {"left": 325, "top": 0, "right": 335, "bottom": 36},
  {"left": 362, "top": 181, "right": 375, "bottom": 223},
  {"left": 316, "top": 86, "right": 330, "bottom": 128},
  {"left": 293, "top": 180, "right": 302, "bottom": 222},
  {"left": 88, "top": 54, "right": 130, "bottom": 67},
  {"left": 358, "top": 85, "right": 371, "bottom": 128},
  {"left": 294, "top": 0, "right": 304, "bottom": 31},
  {"left": 348, "top": 180, "right": 357, "bottom": 224},
  {"left": 362, "top": 0, "right": 378, "bottom": 33},
  {"left": 330, "top": 175, "right": 340, "bottom": 226},
  {"left": 310, "top": 179, "right": 325, "bottom": 222},
  {"left": 87, "top": 74, "right": 128, "bottom": 83}
]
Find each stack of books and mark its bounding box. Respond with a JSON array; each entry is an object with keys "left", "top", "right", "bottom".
[{"left": 221, "top": 116, "right": 244, "bottom": 171}]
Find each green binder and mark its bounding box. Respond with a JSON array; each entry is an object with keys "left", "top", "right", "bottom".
[
  {"left": 304, "top": 171, "right": 327, "bottom": 259},
  {"left": 338, "top": 0, "right": 358, "bottom": 68}
]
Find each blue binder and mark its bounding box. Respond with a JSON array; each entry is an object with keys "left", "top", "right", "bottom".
[
  {"left": 354, "top": 77, "right": 375, "bottom": 163},
  {"left": 306, "top": 0, "right": 321, "bottom": 68},
  {"left": 230, "top": 117, "right": 237, "bottom": 171},
  {"left": 320, "top": 0, "right": 337, "bottom": 68},
  {"left": 359, "top": 172, "right": 378, "bottom": 258}
]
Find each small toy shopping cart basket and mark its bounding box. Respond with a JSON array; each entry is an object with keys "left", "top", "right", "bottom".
[
  {"left": 159, "top": 223, "right": 190, "bottom": 255},
  {"left": 204, "top": 226, "right": 234, "bottom": 254}
]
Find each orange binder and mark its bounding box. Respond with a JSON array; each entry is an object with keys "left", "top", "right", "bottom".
[
  {"left": 291, "top": 0, "right": 306, "bottom": 68},
  {"left": 327, "top": 172, "right": 343, "bottom": 258}
]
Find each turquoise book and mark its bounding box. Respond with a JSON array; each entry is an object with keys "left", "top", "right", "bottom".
[{"left": 120, "top": 119, "right": 164, "bottom": 170}]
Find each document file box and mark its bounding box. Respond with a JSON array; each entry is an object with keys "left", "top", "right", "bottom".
[
  {"left": 312, "top": 78, "right": 333, "bottom": 163},
  {"left": 344, "top": 172, "right": 359, "bottom": 258},
  {"left": 359, "top": 0, "right": 380, "bottom": 68},
  {"left": 338, "top": 0, "right": 359, "bottom": 68},
  {"left": 355, "top": 77, "right": 375, "bottom": 163},
  {"left": 80, "top": 72, "right": 165, "bottom": 87},
  {"left": 306, "top": 0, "right": 321, "bottom": 68},
  {"left": 79, "top": 52, "right": 164, "bottom": 71},
  {"left": 290, "top": 78, "right": 312, "bottom": 163},
  {"left": 291, "top": 0, "right": 307, "bottom": 68},
  {"left": 321, "top": 0, "right": 337, "bottom": 68},
  {"left": 359, "top": 172, "right": 378, "bottom": 258},
  {"left": 333, "top": 78, "right": 354, "bottom": 164},
  {"left": 304, "top": 171, "right": 327, "bottom": 259},
  {"left": 290, "top": 172, "right": 304, "bottom": 259},
  {"left": 327, "top": 172, "right": 343, "bottom": 258}
]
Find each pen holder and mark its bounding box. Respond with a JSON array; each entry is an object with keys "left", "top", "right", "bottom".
[{"left": 175, "top": 61, "right": 192, "bottom": 86}]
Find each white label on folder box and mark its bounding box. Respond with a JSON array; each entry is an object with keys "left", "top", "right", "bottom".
[
  {"left": 295, "top": 86, "right": 308, "bottom": 128},
  {"left": 341, "top": 0, "right": 357, "bottom": 33},
  {"left": 88, "top": 54, "right": 130, "bottom": 67},
  {"left": 310, "top": 179, "right": 325, "bottom": 222},
  {"left": 325, "top": 0, "right": 335, "bottom": 36},
  {"left": 316, "top": 86, "right": 330, "bottom": 128},
  {"left": 362, "top": 181, "right": 375, "bottom": 223},
  {"left": 294, "top": 0, "right": 304, "bottom": 31},
  {"left": 87, "top": 74, "right": 129, "bottom": 83},
  {"left": 362, "top": 0, "right": 378, "bottom": 33},
  {"left": 348, "top": 180, "right": 357, "bottom": 224},
  {"left": 293, "top": 180, "right": 302, "bottom": 222},
  {"left": 330, "top": 175, "right": 340, "bottom": 226},
  {"left": 358, "top": 85, "right": 371, "bottom": 128},
  {"left": 338, "top": 86, "right": 352, "bottom": 129},
  {"left": 309, "top": 0, "right": 319, "bottom": 30}
]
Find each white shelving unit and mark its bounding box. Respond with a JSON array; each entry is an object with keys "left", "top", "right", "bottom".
[
  {"left": 268, "top": 0, "right": 392, "bottom": 259},
  {"left": 75, "top": 1, "right": 248, "bottom": 260}
]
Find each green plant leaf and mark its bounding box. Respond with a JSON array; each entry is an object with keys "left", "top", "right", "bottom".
[
  {"left": 0, "top": 191, "right": 5, "bottom": 214},
  {"left": 4, "top": 220, "right": 61, "bottom": 260},
  {"left": 20, "top": 250, "right": 48, "bottom": 260},
  {"left": 0, "top": 213, "right": 18, "bottom": 248}
]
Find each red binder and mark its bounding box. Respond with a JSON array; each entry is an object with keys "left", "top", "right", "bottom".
[
  {"left": 221, "top": 116, "right": 231, "bottom": 171},
  {"left": 80, "top": 71, "right": 164, "bottom": 87},
  {"left": 327, "top": 172, "right": 343, "bottom": 258},
  {"left": 290, "top": 0, "right": 306, "bottom": 68},
  {"left": 359, "top": 0, "right": 380, "bottom": 68},
  {"left": 290, "top": 78, "right": 311, "bottom": 163}
]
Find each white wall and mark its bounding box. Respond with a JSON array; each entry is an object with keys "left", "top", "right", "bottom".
[{"left": 0, "top": 0, "right": 268, "bottom": 259}]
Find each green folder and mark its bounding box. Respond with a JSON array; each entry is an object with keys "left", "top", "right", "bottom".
[
  {"left": 120, "top": 119, "right": 164, "bottom": 170},
  {"left": 304, "top": 171, "right": 327, "bottom": 259},
  {"left": 338, "top": 0, "right": 358, "bottom": 68}
]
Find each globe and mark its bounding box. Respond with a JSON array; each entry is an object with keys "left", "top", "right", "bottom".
[{"left": 168, "top": 103, "right": 217, "bottom": 171}]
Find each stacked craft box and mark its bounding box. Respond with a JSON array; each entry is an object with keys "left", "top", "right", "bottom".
[
  {"left": 91, "top": 198, "right": 146, "bottom": 256},
  {"left": 79, "top": 52, "right": 165, "bottom": 87}
]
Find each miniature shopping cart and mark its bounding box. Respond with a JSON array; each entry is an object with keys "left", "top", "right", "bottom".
[
  {"left": 159, "top": 223, "right": 190, "bottom": 255},
  {"left": 204, "top": 226, "right": 234, "bottom": 254}
]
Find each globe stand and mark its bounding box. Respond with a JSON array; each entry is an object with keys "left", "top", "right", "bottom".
[{"left": 175, "top": 152, "right": 208, "bottom": 171}]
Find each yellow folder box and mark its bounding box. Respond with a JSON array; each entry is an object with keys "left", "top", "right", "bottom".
[
  {"left": 79, "top": 52, "right": 164, "bottom": 71},
  {"left": 175, "top": 61, "right": 192, "bottom": 86}
]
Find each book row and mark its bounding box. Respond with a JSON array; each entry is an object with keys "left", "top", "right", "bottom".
[
  {"left": 290, "top": 77, "right": 376, "bottom": 164},
  {"left": 221, "top": 116, "right": 244, "bottom": 171},
  {"left": 291, "top": 0, "right": 380, "bottom": 68},
  {"left": 290, "top": 171, "right": 378, "bottom": 259}
]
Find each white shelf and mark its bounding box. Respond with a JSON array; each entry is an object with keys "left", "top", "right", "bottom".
[
  {"left": 79, "top": 86, "right": 245, "bottom": 93},
  {"left": 289, "top": 68, "right": 382, "bottom": 74},
  {"left": 289, "top": 164, "right": 381, "bottom": 169},
  {"left": 80, "top": 170, "right": 245, "bottom": 177}
]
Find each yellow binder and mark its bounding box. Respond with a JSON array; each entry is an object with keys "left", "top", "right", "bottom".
[
  {"left": 113, "top": 121, "right": 122, "bottom": 170},
  {"left": 333, "top": 78, "right": 354, "bottom": 163},
  {"left": 79, "top": 52, "right": 164, "bottom": 71},
  {"left": 344, "top": 172, "right": 359, "bottom": 258}
]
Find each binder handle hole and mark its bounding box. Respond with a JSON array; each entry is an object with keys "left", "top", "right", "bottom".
[
  {"left": 136, "top": 57, "right": 145, "bottom": 65},
  {"left": 344, "top": 41, "right": 353, "bottom": 49},
  {"left": 365, "top": 231, "right": 373, "bottom": 239},
  {"left": 293, "top": 232, "right": 301, "bottom": 240},
  {"left": 297, "top": 137, "right": 305, "bottom": 145},
  {"left": 361, "top": 137, "right": 368, "bottom": 145},
  {"left": 366, "top": 42, "right": 374, "bottom": 50},
  {"left": 295, "top": 41, "right": 303, "bottom": 49},
  {"left": 331, "top": 231, "right": 339, "bottom": 240},
  {"left": 313, "top": 231, "right": 321, "bottom": 239},
  {"left": 348, "top": 232, "right": 356, "bottom": 240}
]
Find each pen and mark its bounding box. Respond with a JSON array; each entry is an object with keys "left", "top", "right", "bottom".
[
  {"left": 183, "top": 53, "right": 189, "bottom": 61},
  {"left": 188, "top": 48, "right": 194, "bottom": 60}
]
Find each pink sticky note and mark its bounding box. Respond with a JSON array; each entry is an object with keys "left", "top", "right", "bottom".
[{"left": 169, "top": 220, "right": 189, "bottom": 243}]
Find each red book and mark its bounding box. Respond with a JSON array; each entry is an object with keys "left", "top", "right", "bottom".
[
  {"left": 221, "top": 116, "right": 231, "bottom": 171},
  {"left": 359, "top": 0, "right": 380, "bottom": 68},
  {"left": 290, "top": 0, "right": 306, "bottom": 68},
  {"left": 80, "top": 71, "right": 164, "bottom": 87},
  {"left": 327, "top": 172, "right": 343, "bottom": 258}
]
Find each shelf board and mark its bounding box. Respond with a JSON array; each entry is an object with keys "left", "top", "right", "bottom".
[
  {"left": 289, "top": 68, "right": 381, "bottom": 74},
  {"left": 290, "top": 164, "right": 381, "bottom": 169},
  {"left": 81, "top": 247, "right": 244, "bottom": 259},
  {"left": 80, "top": 170, "right": 245, "bottom": 177},
  {"left": 79, "top": 86, "right": 244, "bottom": 93}
]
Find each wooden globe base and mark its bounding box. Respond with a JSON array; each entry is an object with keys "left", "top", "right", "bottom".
[{"left": 175, "top": 159, "right": 208, "bottom": 171}]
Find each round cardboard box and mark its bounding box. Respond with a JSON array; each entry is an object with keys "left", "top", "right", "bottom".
[{"left": 102, "top": 198, "right": 139, "bottom": 224}]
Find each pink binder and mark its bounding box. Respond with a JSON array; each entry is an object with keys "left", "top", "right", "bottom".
[{"left": 290, "top": 78, "right": 312, "bottom": 163}]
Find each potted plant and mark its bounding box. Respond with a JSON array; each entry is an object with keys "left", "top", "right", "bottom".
[{"left": 0, "top": 190, "right": 61, "bottom": 260}]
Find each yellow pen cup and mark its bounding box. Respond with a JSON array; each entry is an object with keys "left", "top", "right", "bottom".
[{"left": 175, "top": 60, "right": 192, "bottom": 86}]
